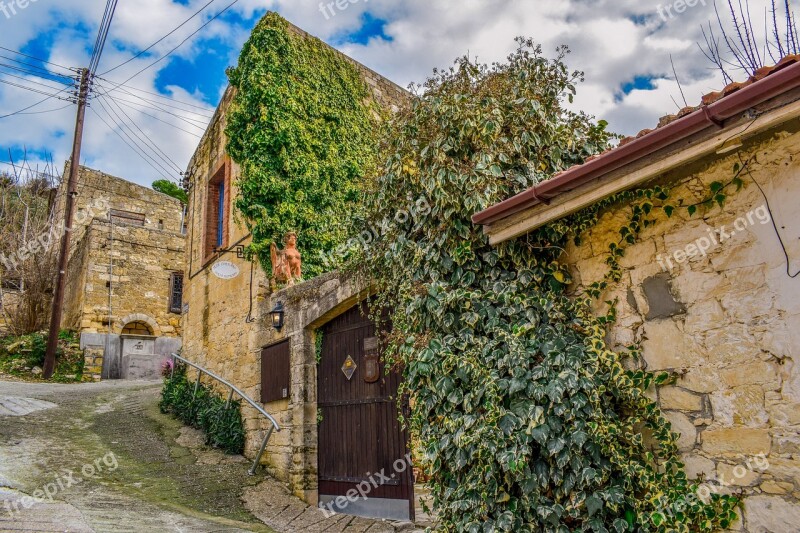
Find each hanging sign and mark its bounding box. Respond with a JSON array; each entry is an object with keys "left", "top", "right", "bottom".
[{"left": 212, "top": 261, "right": 240, "bottom": 280}]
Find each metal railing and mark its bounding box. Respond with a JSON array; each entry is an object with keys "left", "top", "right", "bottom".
[{"left": 170, "top": 353, "right": 280, "bottom": 475}]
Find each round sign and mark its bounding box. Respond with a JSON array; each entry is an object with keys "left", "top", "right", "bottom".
[{"left": 212, "top": 261, "right": 241, "bottom": 280}]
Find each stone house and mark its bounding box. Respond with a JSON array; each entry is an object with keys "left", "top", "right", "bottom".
[
  {"left": 57, "top": 165, "right": 186, "bottom": 380},
  {"left": 180, "top": 15, "right": 412, "bottom": 521},
  {"left": 473, "top": 55, "right": 800, "bottom": 531}
]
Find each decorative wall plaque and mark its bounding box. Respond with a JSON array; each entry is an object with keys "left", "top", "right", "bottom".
[
  {"left": 212, "top": 261, "right": 240, "bottom": 280},
  {"left": 341, "top": 355, "right": 357, "bottom": 381}
]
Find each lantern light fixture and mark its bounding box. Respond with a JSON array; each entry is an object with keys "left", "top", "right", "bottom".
[{"left": 270, "top": 301, "right": 285, "bottom": 331}]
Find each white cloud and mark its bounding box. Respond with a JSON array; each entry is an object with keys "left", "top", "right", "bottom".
[{"left": 0, "top": 0, "right": 789, "bottom": 188}]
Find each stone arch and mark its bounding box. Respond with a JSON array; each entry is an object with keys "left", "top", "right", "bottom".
[
  {"left": 119, "top": 313, "right": 161, "bottom": 336},
  {"left": 303, "top": 274, "right": 372, "bottom": 332}
]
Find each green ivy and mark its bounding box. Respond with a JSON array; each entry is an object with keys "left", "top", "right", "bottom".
[
  {"left": 160, "top": 363, "right": 246, "bottom": 455},
  {"left": 225, "top": 13, "right": 384, "bottom": 278},
  {"left": 360, "top": 41, "right": 738, "bottom": 532}
]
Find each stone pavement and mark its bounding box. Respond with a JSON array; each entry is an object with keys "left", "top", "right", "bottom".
[{"left": 0, "top": 379, "right": 428, "bottom": 532}]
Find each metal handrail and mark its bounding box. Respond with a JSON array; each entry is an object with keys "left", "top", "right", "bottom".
[{"left": 170, "top": 353, "right": 280, "bottom": 475}]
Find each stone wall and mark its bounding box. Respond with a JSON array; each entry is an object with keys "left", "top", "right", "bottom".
[
  {"left": 58, "top": 166, "right": 187, "bottom": 338},
  {"left": 564, "top": 129, "right": 800, "bottom": 531},
  {"left": 180, "top": 14, "right": 408, "bottom": 505}
]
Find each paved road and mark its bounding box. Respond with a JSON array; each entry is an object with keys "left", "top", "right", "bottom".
[{"left": 0, "top": 380, "right": 412, "bottom": 533}]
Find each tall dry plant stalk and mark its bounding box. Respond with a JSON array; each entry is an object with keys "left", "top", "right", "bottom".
[
  {"left": 700, "top": 0, "right": 799, "bottom": 84},
  {"left": 0, "top": 152, "right": 62, "bottom": 335}
]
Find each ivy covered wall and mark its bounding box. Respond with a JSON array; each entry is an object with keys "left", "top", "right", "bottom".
[{"left": 225, "top": 13, "right": 406, "bottom": 278}]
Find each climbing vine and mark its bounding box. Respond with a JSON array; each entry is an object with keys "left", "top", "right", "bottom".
[
  {"left": 360, "top": 41, "right": 738, "bottom": 531},
  {"left": 225, "top": 13, "right": 384, "bottom": 277}
]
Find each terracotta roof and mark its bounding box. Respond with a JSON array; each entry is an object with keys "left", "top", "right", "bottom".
[{"left": 473, "top": 54, "right": 800, "bottom": 226}]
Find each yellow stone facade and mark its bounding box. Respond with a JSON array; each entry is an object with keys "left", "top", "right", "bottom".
[
  {"left": 564, "top": 128, "right": 800, "bottom": 531},
  {"left": 180, "top": 17, "right": 408, "bottom": 505}
]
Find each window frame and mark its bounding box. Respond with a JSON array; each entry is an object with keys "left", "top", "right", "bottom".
[
  {"left": 203, "top": 159, "right": 231, "bottom": 262},
  {"left": 169, "top": 271, "right": 184, "bottom": 314}
]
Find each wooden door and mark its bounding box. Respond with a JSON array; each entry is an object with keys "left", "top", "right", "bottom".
[{"left": 317, "top": 303, "right": 414, "bottom": 521}]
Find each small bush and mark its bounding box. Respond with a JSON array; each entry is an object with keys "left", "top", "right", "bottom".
[
  {"left": 0, "top": 330, "right": 83, "bottom": 381},
  {"left": 160, "top": 363, "right": 246, "bottom": 455}
]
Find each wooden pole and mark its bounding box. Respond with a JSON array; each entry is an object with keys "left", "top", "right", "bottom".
[{"left": 43, "top": 68, "right": 90, "bottom": 379}]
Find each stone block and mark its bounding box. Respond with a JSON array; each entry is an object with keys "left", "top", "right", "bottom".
[
  {"left": 718, "top": 361, "right": 781, "bottom": 390},
  {"left": 660, "top": 386, "right": 703, "bottom": 411},
  {"left": 665, "top": 411, "right": 697, "bottom": 451},
  {"left": 701, "top": 428, "right": 771, "bottom": 456},
  {"left": 716, "top": 462, "right": 760, "bottom": 487},
  {"left": 743, "top": 495, "right": 800, "bottom": 533},
  {"left": 760, "top": 480, "right": 794, "bottom": 495},
  {"left": 682, "top": 454, "right": 716, "bottom": 480},
  {"left": 710, "top": 385, "right": 768, "bottom": 427},
  {"left": 642, "top": 319, "right": 690, "bottom": 370},
  {"left": 684, "top": 299, "right": 725, "bottom": 334}
]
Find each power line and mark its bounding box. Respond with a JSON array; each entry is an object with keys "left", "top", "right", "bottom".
[
  {"left": 101, "top": 0, "right": 241, "bottom": 94},
  {"left": 0, "top": 62, "right": 76, "bottom": 85},
  {"left": 0, "top": 86, "right": 74, "bottom": 119},
  {"left": 100, "top": 93, "right": 184, "bottom": 173},
  {"left": 92, "top": 98, "right": 179, "bottom": 180},
  {"left": 99, "top": 0, "right": 218, "bottom": 76},
  {"left": 89, "top": 0, "right": 120, "bottom": 75},
  {"left": 109, "top": 97, "right": 202, "bottom": 138},
  {"left": 0, "top": 46, "right": 77, "bottom": 72},
  {"left": 93, "top": 79, "right": 213, "bottom": 118},
  {"left": 0, "top": 53, "right": 75, "bottom": 81},
  {"left": 100, "top": 90, "right": 209, "bottom": 130},
  {"left": 13, "top": 103, "right": 74, "bottom": 116},
  {"left": 0, "top": 77, "right": 75, "bottom": 99},
  {"left": 0, "top": 71, "right": 72, "bottom": 93},
  {"left": 93, "top": 78, "right": 214, "bottom": 115}
]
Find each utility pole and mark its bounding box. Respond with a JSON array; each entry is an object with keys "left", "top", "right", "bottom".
[{"left": 43, "top": 68, "right": 90, "bottom": 379}]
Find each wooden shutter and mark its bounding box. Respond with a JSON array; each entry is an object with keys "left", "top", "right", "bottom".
[{"left": 261, "top": 341, "right": 290, "bottom": 403}]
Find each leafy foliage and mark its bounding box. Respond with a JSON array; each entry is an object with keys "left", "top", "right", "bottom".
[
  {"left": 226, "top": 13, "right": 384, "bottom": 277},
  {"left": 361, "top": 42, "right": 738, "bottom": 531},
  {"left": 160, "top": 363, "right": 246, "bottom": 455},
  {"left": 0, "top": 330, "right": 83, "bottom": 382},
  {"left": 152, "top": 179, "right": 188, "bottom": 204}
]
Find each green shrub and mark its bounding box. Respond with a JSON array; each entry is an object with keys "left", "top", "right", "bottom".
[{"left": 160, "top": 363, "right": 246, "bottom": 455}]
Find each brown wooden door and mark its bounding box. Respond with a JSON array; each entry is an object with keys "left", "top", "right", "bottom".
[{"left": 317, "top": 303, "right": 414, "bottom": 521}]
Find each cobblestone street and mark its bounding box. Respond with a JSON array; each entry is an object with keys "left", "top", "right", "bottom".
[{"left": 0, "top": 380, "right": 414, "bottom": 533}]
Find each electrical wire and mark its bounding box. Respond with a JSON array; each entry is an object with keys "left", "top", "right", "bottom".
[
  {"left": 93, "top": 76, "right": 214, "bottom": 112},
  {"left": 89, "top": 105, "right": 175, "bottom": 182},
  {"left": 93, "top": 79, "right": 213, "bottom": 118},
  {"left": 100, "top": 93, "right": 184, "bottom": 173},
  {"left": 100, "top": 0, "right": 241, "bottom": 94},
  {"left": 0, "top": 71, "right": 72, "bottom": 93},
  {"left": 0, "top": 46, "right": 77, "bottom": 73},
  {"left": 739, "top": 153, "right": 800, "bottom": 278},
  {"left": 0, "top": 61, "right": 76, "bottom": 84},
  {"left": 98, "top": 91, "right": 209, "bottom": 130},
  {"left": 109, "top": 99, "right": 202, "bottom": 138},
  {"left": 0, "top": 77, "right": 75, "bottom": 99},
  {"left": 8, "top": 103, "right": 74, "bottom": 116},
  {"left": 99, "top": 0, "right": 218, "bottom": 76},
  {"left": 93, "top": 97, "right": 179, "bottom": 180},
  {"left": 89, "top": 0, "right": 120, "bottom": 75},
  {"left": 0, "top": 54, "right": 75, "bottom": 81}
]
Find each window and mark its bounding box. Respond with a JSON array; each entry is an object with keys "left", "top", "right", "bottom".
[
  {"left": 110, "top": 209, "right": 146, "bottom": 226},
  {"left": 169, "top": 272, "right": 184, "bottom": 314},
  {"left": 204, "top": 161, "right": 230, "bottom": 259}
]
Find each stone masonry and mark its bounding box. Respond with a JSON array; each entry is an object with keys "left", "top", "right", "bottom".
[
  {"left": 57, "top": 166, "right": 186, "bottom": 379},
  {"left": 180, "top": 13, "right": 409, "bottom": 509},
  {"left": 565, "top": 128, "right": 800, "bottom": 531}
]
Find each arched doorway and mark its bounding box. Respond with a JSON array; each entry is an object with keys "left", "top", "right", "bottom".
[
  {"left": 316, "top": 303, "right": 414, "bottom": 521},
  {"left": 113, "top": 316, "right": 161, "bottom": 380}
]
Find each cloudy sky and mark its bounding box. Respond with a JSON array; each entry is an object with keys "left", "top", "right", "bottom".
[{"left": 0, "top": 0, "right": 791, "bottom": 187}]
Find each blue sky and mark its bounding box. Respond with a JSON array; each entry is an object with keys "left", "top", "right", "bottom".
[{"left": 0, "top": 0, "right": 782, "bottom": 187}]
